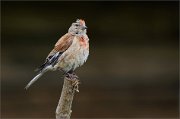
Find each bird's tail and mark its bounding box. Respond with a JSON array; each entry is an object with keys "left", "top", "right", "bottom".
[{"left": 25, "top": 72, "right": 45, "bottom": 90}]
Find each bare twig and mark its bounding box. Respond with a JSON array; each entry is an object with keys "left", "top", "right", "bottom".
[{"left": 56, "top": 76, "right": 80, "bottom": 119}]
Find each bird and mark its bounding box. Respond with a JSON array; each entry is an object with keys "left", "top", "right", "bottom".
[{"left": 25, "top": 19, "right": 89, "bottom": 89}]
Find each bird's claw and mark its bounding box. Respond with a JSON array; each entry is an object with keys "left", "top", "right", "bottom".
[
  {"left": 64, "top": 72, "right": 80, "bottom": 92},
  {"left": 65, "top": 72, "right": 79, "bottom": 79}
]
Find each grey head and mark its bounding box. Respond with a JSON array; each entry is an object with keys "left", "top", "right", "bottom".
[{"left": 68, "top": 19, "right": 88, "bottom": 35}]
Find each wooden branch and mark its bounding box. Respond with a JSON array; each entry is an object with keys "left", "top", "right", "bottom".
[{"left": 56, "top": 76, "right": 80, "bottom": 119}]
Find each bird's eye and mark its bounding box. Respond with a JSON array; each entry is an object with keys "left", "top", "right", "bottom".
[{"left": 75, "top": 24, "right": 79, "bottom": 26}]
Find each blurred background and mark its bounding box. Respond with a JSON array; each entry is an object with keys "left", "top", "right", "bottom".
[{"left": 1, "top": 1, "right": 179, "bottom": 119}]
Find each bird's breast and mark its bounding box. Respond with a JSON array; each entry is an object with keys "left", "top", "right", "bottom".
[
  {"left": 79, "top": 36, "right": 88, "bottom": 49},
  {"left": 56, "top": 36, "right": 89, "bottom": 72}
]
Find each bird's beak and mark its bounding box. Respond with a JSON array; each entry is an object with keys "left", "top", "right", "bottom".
[{"left": 82, "top": 26, "right": 88, "bottom": 30}]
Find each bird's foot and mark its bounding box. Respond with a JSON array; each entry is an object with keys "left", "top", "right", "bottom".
[
  {"left": 65, "top": 72, "right": 80, "bottom": 92},
  {"left": 65, "top": 72, "right": 79, "bottom": 79}
]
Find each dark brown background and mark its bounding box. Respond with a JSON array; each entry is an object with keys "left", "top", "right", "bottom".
[{"left": 1, "top": 1, "right": 179, "bottom": 118}]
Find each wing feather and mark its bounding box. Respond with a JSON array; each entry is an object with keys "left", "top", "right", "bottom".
[
  {"left": 36, "top": 33, "right": 74, "bottom": 72},
  {"left": 47, "top": 33, "right": 73, "bottom": 57}
]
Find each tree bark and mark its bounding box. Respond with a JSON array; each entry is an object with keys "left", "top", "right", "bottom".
[{"left": 56, "top": 76, "right": 79, "bottom": 119}]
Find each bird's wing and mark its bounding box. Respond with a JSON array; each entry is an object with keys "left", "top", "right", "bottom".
[
  {"left": 47, "top": 33, "right": 73, "bottom": 57},
  {"left": 35, "top": 33, "right": 74, "bottom": 72}
]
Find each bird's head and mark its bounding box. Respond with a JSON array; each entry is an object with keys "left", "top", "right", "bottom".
[{"left": 68, "top": 19, "right": 87, "bottom": 35}]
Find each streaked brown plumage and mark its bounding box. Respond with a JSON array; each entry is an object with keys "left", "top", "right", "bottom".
[{"left": 25, "top": 19, "right": 89, "bottom": 89}]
